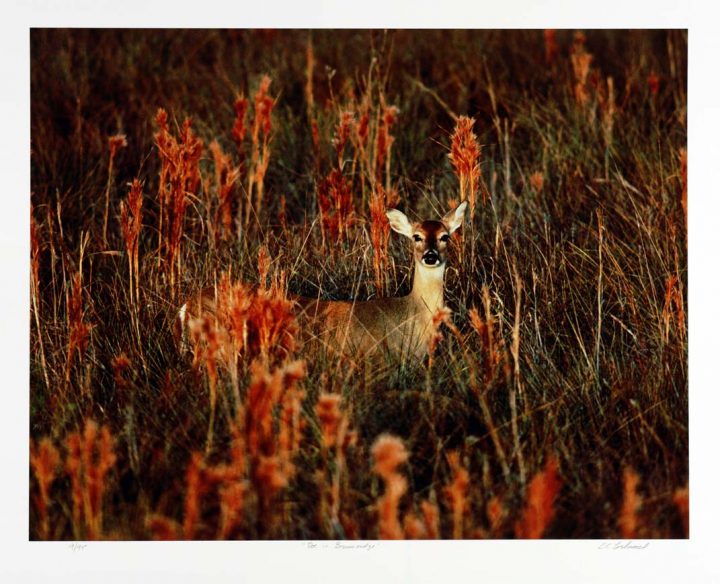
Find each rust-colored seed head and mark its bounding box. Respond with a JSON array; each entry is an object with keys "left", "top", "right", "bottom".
[
  {"left": 372, "top": 434, "right": 408, "bottom": 480},
  {"left": 487, "top": 496, "right": 505, "bottom": 535},
  {"left": 673, "top": 486, "right": 689, "bottom": 538},
  {"left": 30, "top": 437, "right": 61, "bottom": 539},
  {"left": 254, "top": 75, "right": 275, "bottom": 137},
  {"left": 371, "top": 434, "right": 409, "bottom": 540},
  {"left": 316, "top": 393, "right": 343, "bottom": 449},
  {"left": 515, "top": 456, "right": 561, "bottom": 539},
  {"left": 449, "top": 115, "right": 482, "bottom": 210},
  {"left": 444, "top": 451, "right": 470, "bottom": 539},
  {"left": 333, "top": 110, "right": 355, "bottom": 162},
  {"left": 62, "top": 420, "right": 117, "bottom": 540},
  {"left": 232, "top": 95, "right": 250, "bottom": 149},
  {"left": 570, "top": 32, "right": 593, "bottom": 109},
  {"left": 258, "top": 245, "right": 271, "bottom": 290},
  {"left": 529, "top": 171, "right": 544, "bottom": 193},
  {"left": 154, "top": 110, "right": 203, "bottom": 289},
  {"left": 256, "top": 455, "right": 288, "bottom": 495},
  {"left": 618, "top": 467, "right": 642, "bottom": 539},
  {"left": 67, "top": 272, "right": 92, "bottom": 375},
  {"left": 318, "top": 168, "right": 354, "bottom": 241},
  {"left": 30, "top": 438, "right": 60, "bottom": 490},
  {"left": 108, "top": 134, "right": 127, "bottom": 166},
  {"left": 427, "top": 307, "right": 454, "bottom": 366}
]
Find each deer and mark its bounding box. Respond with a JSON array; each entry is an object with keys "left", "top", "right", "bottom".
[{"left": 175, "top": 201, "right": 467, "bottom": 364}]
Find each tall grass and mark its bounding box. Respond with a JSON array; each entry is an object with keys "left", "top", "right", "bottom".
[{"left": 29, "top": 29, "right": 687, "bottom": 539}]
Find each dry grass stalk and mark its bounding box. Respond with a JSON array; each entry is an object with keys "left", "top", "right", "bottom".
[
  {"left": 30, "top": 209, "right": 41, "bottom": 320},
  {"left": 661, "top": 275, "right": 686, "bottom": 345},
  {"left": 333, "top": 110, "right": 355, "bottom": 168},
  {"left": 444, "top": 451, "right": 470, "bottom": 539},
  {"left": 257, "top": 245, "right": 271, "bottom": 291},
  {"left": 515, "top": 456, "right": 561, "bottom": 539},
  {"left": 210, "top": 141, "right": 240, "bottom": 243},
  {"left": 154, "top": 110, "right": 203, "bottom": 292},
  {"left": 449, "top": 115, "right": 483, "bottom": 214},
  {"left": 65, "top": 271, "right": 92, "bottom": 386},
  {"left": 215, "top": 417, "right": 249, "bottom": 539},
  {"left": 570, "top": 32, "right": 594, "bottom": 115},
  {"left": 468, "top": 286, "right": 508, "bottom": 385},
  {"left": 352, "top": 106, "right": 371, "bottom": 194},
  {"left": 111, "top": 353, "right": 132, "bottom": 410},
  {"left": 316, "top": 393, "right": 356, "bottom": 532},
  {"left": 232, "top": 95, "right": 250, "bottom": 155},
  {"left": 510, "top": 264, "right": 527, "bottom": 481},
  {"left": 245, "top": 75, "right": 275, "bottom": 229},
  {"left": 120, "top": 178, "right": 143, "bottom": 311},
  {"left": 305, "top": 35, "right": 315, "bottom": 122},
  {"left": 103, "top": 134, "right": 127, "bottom": 245},
  {"left": 231, "top": 94, "right": 249, "bottom": 231},
  {"left": 375, "top": 104, "right": 399, "bottom": 192},
  {"left": 679, "top": 148, "right": 687, "bottom": 229},
  {"left": 368, "top": 184, "right": 399, "bottom": 295},
  {"left": 317, "top": 393, "right": 344, "bottom": 451},
  {"left": 182, "top": 452, "right": 207, "bottom": 539},
  {"left": 30, "top": 209, "right": 50, "bottom": 391},
  {"left": 618, "top": 467, "right": 642, "bottom": 539},
  {"left": 244, "top": 360, "right": 306, "bottom": 534},
  {"left": 463, "top": 284, "right": 511, "bottom": 490},
  {"left": 189, "top": 316, "right": 222, "bottom": 453},
  {"left": 427, "top": 306, "right": 457, "bottom": 369},
  {"left": 600, "top": 76, "right": 616, "bottom": 149},
  {"left": 65, "top": 421, "right": 117, "bottom": 540},
  {"left": 315, "top": 392, "right": 341, "bottom": 531},
  {"left": 30, "top": 438, "right": 60, "bottom": 539},
  {"left": 318, "top": 168, "right": 354, "bottom": 245},
  {"left": 278, "top": 373, "right": 306, "bottom": 482},
  {"left": 372, "top": 434, "right": 409, "bottom": 539}
]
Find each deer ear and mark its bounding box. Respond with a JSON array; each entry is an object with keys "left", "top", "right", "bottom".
[
  {"left": 443, "top": 201, "right": 468, "bottom": 234},
  {"left": 386, "top": 209, "right": 414, "bottom": 238}
]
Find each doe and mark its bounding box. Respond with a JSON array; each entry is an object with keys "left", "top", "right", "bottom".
[
  {"left": 176, "top": 201, "right": 467, "bottom": 362},
  {"left": 294, "top": 201, "right": 467, "bottom": 361}
]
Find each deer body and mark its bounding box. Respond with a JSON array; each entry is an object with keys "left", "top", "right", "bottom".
[
  {"left": 175, "top": 202, "right": 467, "bottom": 363},
  {"left": 294, "top": 254, "right": 447, "bottom": 360}
]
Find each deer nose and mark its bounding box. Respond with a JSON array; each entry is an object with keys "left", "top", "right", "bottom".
[{"left": 422, "top": 250, "right": 440, "bottom": 265}]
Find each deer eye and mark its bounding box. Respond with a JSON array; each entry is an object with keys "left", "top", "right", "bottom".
[
  {"left": 440, "top": 234, "right": 450, "bottom": 242},
  {"left": 413, "top": 234, "right": 423, "bottom": 242}
]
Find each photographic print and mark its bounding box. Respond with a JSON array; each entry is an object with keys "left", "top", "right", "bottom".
[{"left": 29, "top": 29, "right": 688, "bottom": 541}]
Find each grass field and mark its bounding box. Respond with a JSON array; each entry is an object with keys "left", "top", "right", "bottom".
[{"left": 29, "top": 29, "right": 687, "bottom": 540}]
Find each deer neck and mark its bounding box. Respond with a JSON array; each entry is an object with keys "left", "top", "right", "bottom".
[{"left": 410, "top": 262, "right": 445, "bottom": 315}]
